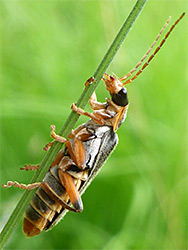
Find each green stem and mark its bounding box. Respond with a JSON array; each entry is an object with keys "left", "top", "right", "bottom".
[{"left": 0, "top": 0, "right": 147, "bottom": 248}]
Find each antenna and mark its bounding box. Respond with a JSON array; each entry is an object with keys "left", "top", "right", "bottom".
[
  {"left": 120, "top": 12, "right": 185, "bottom": 85},
  {"left": 120, "top": 16, "right": 171, "bottom": 82}
]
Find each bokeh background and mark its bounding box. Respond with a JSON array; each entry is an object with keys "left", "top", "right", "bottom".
[{"left": 1, "top": 0, "right": 187, "bottom": 249}]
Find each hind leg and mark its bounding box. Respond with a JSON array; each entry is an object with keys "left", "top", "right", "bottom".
[{"left": 2, "top": 181, "right": 41, "bottom": 190}]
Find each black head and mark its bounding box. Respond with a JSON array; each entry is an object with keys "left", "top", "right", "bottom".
[{"left": 111, "top": 87, "right": 128, "bottom": 107}]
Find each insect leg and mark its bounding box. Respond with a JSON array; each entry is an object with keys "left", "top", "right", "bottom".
[
  {"left": 89, "top": 91, "right": 106, "bottom": 110},
  {"left": 58, "top": 169, "right": 83, "bottom": 212},
  {"left": 48, "top": 125, "right": 67, "bottom": 143},
  {"left": 67, "top": 125, "right": 86, "bottom": 139},
  {"left": 71, "top": 103, "right": 104, "bottom": 125},
  {"left": 67, "top": 126, "right": 96, "bottom": 169},
  {"left": 43, "top": 124, "right": 68, "bottom": 151},
  {"left": 50, "top": 125, "right": 92, "bottom": 169},
  {"left": 64, "top": 139, "right": 85, "bottom": 169},
  {"left": 83, "top": 77, "right": 106, "bottom": 110},
  {"left": 2, "top": 181, "right": 41, "bottom": 190},
  {"left": 20, "top": 164, "right": 40, "bottom": 171},
  {"left": 84, "top": 76, "right": 96, "bottom": 87},
  {"left": 49, "top": 125, "right": 68, "bottom": 143},
  {"left": 84, "top": 76, "right": 106, "bottom": 109},
  {"left": 43, "top": 141, "right": 54, "bottom": 151}
]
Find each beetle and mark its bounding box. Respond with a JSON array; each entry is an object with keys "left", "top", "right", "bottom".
[{"left": 2, "top": 13, "right": 185, "bottom": 237}]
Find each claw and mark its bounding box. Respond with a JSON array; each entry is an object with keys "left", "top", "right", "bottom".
[{"left": 84, "top": 76, "right": 96, "bottom": 87}]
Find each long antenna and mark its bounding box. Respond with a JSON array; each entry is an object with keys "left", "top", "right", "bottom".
[
  {"left": 121, "top": 12, "right": 185, "bottom": 85},
  {"left": 120, "top": 16, "right": 171, "bottom": 82}
]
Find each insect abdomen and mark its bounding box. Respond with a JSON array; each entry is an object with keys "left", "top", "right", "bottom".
[{"left": 23, "top": 167, "right": 66, "bottom": 237}]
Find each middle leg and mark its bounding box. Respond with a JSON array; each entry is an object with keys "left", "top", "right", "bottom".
[{"left": 58, "top": 169, "right": 83, "bottom": 212}]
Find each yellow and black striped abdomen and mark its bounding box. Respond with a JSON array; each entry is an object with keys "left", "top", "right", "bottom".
[{"left": 23, "top": 167, "right": 68, "bottom": 237}]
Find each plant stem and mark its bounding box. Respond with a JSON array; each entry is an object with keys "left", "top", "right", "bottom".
[{"left": 0, "top": 0, "right": 147, "bottom": 248}]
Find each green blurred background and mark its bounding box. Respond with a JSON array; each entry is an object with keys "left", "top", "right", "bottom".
[{"left": 1, "top": 0, "right": 187, "bottom": 249}]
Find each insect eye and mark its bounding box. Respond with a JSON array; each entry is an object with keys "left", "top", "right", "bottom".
[{"left": 111, "top": 87, "right": 128, "bottom": 107}]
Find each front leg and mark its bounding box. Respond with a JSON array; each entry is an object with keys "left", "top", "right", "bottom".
[
  {"left": 84, "top": 76, "right": 96, "bottom": 88},
  {"left": 71, "top": 103, "right": 104, "bottom": 125},
  {"left": 83, "top": 76, "right": 106, "bottom": 110},
  {"left": 89, "top": 92, "right": 106, "bottom": 110}
]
